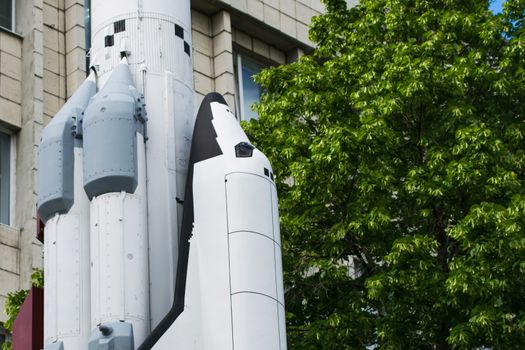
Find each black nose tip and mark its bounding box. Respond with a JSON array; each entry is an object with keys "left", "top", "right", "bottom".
[{"left": 203, "top": 92, "right": 227, "bottom": 106}]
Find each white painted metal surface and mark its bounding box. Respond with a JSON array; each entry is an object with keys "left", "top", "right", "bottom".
[
  {"left": 227, "top": 174, "right": 285, "bottom": 350},
  {"left": 90, "top": 0, "right": 194, "bottom": 329},
  {"left": 90, "top": 133, "right": 149, "bottom": 346},
  {"left": 153, "top": 101, "right": 287, "bottom": 349},
  {"left": 43, "top": 147, "right": 91, "bottom": 349}
]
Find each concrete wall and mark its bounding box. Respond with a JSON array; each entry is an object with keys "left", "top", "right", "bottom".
[
  {"left": 0, "top": 225, "right": 21, "bottom": 323},
  {"left": 180, "top": 0, "right": 313, "bottom": 112},
  {"left": 43, "top": 0, "right": 86, "bottom": 121},
  {"left": 192, "top": 10, "right": 238, "bottom": 111},
  {"left": 0, "top": 31, "right": 23, "bottom": 129},
  {"left": 219, "top": 0, "right": 325, "bottom": 46},
  {"left": 0, "top": 29, "right": 23, "bottom": 323}
]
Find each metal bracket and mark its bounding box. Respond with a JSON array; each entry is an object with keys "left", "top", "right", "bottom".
[{"left": 71, "top": 110, "right": 84, "bottom": 139}]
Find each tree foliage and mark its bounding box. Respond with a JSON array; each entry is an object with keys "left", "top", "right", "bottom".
[{"left": 244, "top": 0, "right": 525, "bottom": 349}]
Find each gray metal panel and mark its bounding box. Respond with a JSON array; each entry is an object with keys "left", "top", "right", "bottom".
[
  {"left": 37, "top": 77, "right": 96, "bottom": 223},
  {"left": 83, "top": 95, "right": 137, "bottom": 197},
  {"left": 37, "top": 131, "right": 74, "bottom": 222},
  {"left": 83, "top": 61, "right": 145, "bottom": 199}
]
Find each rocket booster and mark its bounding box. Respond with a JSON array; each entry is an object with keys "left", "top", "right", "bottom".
[
  {"left": 83, "top": 59, "right": 149, "bottom": 348},
  {"left": 38, "top": 74, "right": 96, "bottom": 350},
  {"left": 88, "top": 0, "right": 195, "bottom": 329}
]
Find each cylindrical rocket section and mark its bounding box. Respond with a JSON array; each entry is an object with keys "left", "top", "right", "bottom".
[
  {"left": 89, "top": 0, "right": 195, "bottom": 328},
  {"left": 89, "top": 133, "right": 149, "bottom": 345},
  {"left": 43, "top": 148, "right": 91, "bottom": 349},
  {"left": 38, "top": 75, "right": 96, "bottom": 350},
  {"left": 83, "top": 59, "right": 149, "bottom": 347}
]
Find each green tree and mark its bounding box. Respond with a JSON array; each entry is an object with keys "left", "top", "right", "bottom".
[{"left": 244, "top": 0, "right": 525, "bottom": 349}]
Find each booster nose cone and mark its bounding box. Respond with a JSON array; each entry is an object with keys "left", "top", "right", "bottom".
[
  {"left": 37, "top": 75, "right": 97, "bottom": 223},
  {"left": 82, "top": 57, "right": 145, "bottom": 198},
  {"left": 99, "top": 58, "right": 135, "bottom": 91}
]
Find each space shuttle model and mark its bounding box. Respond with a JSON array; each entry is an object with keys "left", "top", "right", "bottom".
[{"left": 36, "top": 0, "right": 286, "bottom": 349}]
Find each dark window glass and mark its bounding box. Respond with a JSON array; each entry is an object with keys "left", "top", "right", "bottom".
[
  {"left": 0, "top": 131, "right": 10, "bottom": 225},
  {"left": 235, "top": 54, "right": 265, "bottom": 121},
  {"left": 0, "top": 0, "right": 12, "bottom": 30}
]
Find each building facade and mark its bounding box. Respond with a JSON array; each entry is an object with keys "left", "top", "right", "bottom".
[{"left": 0, "top": 0, "right": 355, "bottom": 341}]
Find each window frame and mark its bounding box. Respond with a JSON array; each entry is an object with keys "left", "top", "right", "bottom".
[{"left": 233, "top": 49, "right": 272, "bottom": 121}]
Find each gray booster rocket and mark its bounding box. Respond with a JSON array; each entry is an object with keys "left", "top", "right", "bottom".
[{"left": 36, "top": 0, "right": 286, "bottom": 349}]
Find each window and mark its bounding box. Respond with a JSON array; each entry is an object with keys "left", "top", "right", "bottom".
[
  {"left": 0, "top": 0, "right": 14, "bottom": 31},
  {"left": 0, "top": 131, "right": 10, "bottom": 225},
  {"left": 234, "top": 53, "right": 266, "bottom": 121}
]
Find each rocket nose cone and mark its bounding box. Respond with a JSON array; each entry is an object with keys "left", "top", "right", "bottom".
[{"left": 100, "top": 58, "right": 134, "bottom": 90}]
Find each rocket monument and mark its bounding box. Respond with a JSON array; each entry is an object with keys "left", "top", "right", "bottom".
[{"left": 36, "top": 0, "right": 286, "bottom": 349}]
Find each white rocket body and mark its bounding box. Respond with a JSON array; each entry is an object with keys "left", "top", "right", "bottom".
[
  {"left": 89, "top": 0, "right": 194, "bottom": 330},
  {"left": 78, "top": 58, "right": 149, "bottom": 348}
]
